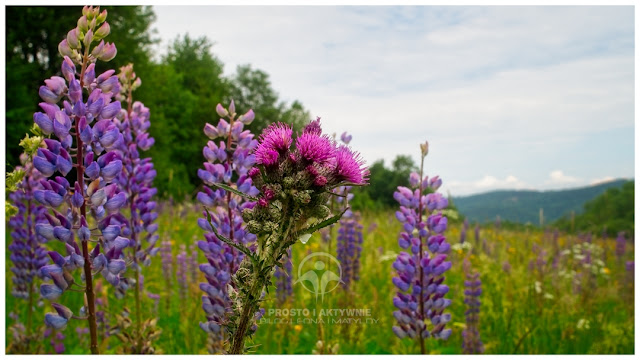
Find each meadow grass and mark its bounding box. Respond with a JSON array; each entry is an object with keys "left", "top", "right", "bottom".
[{"left": 5, "top": 203, "right": 634, "bottom": 354}]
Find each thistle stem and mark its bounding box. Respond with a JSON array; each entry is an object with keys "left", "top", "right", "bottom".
[{"left": 229, "top": 274, "right": 262, "bottom": 354}]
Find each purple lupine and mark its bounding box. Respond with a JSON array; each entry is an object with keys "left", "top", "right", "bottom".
[
  {"left": 391, "top": 141, "right": 452, "bottom": 354},
  {"left": 197, "top": 101, "right": 259, "bottom": 350},
  {"left": 274, "top": 248, "right": 293, "bottom": 304},
  {"left": 460, "top": 219, "right": 469, "bottom": 244},
  {"left": 336, "top": 208, "right": 364, "bottom": 289},
  {"left": 189, "top": 244, "right": 199, "bottom": 284},
  {"left": 160, "top": 239, "right": 173, "bottom": 286},
  {"left": 8, "top": 156, "right": 49, "bottom": 299},
  {"left": 7, "top": 155, "right": 49, "bottom": 352},
  {"left": 502, "top": 260, "right": 511, "bottom": 274},
  {"left": 616, "top": 232, "right": 626, "bottom": 259},
  {"left": 474, "top": 224, "right": 480, "bottom": 245},
  {"left": 33, "top": 7, "right": 126, "bottom": 354},
  {"left": 44, "top": 328, "right": 65, "bottom": 354},
  {"left": 177, "top": 245, "right": 189, "bottom": 300},
  {"left": 114, "top": 63, "right": 159, "bottom": 275},
  {"left": 462, "top": 258, "right": 484, "bottom": 354}
]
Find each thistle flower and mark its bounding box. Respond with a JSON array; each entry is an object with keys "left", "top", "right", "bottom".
[
  {"left": 336, "top": 208, "right": 363, "bottom": 289},
  {"left": 462, "top": 258, "right": 484, "bottom": 354},
  {"left": 391, "top": 141, "right": 452, "bottom": 354},
  {"left": 205, "top": 118, "right": 368, "bottom": 354},
  {"left": 34, "top": 8, "right": 127, "bottom": 354},
  {"left": 274, "top": 248, "right": 293, "bottom": 304}
]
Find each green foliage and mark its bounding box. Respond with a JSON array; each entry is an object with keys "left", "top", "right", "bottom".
[
  {"left": 555, "top": 180, "right": 634, "bottom": 237},
  {"left": 351, "top": 155, "right": 416, "bottom": 211}
]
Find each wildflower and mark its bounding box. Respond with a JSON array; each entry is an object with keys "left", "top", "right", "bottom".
[
  {"left": 462, "top": 258, "right": 484, "bottom": 354},
  {"left": 207, "top": 118, "right": 368, "bottom": 354},
  {"left": 34, "top": 7, "right": 127, "bottom": 354},
  {"left": 392, "top": 141, "right": 451, "bottom": 354}
]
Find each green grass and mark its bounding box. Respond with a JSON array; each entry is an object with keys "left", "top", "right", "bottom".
[{"left": 5, "top": 205, "right": 635, "bottom": 354}]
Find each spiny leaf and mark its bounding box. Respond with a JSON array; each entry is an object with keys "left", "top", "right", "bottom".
[
  {"left": 297, "top": 207, "right": 349, "bottom": 236},
  {"left": 210, "top": 182, "right": 258, "bottom": 202},
  {"left": 203, "top": 206, "right": 259, "bottom": 267}
]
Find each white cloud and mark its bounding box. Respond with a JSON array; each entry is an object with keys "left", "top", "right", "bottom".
[
  {"left": 590, "top": 176, "right": 615, "bottom": 185},
  {"left": 444, "top": 174, "right": 530, "bottom": 196},
  {"left": 547, "top": 170, "right": 581, "bottom": 185},
  {"left": 151, "top": 6, "right": 634, "bottom": 196}
]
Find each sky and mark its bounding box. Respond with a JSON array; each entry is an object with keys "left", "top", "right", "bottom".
[{"left": 151, "top": 5, "right": 635, "bottom": 196}]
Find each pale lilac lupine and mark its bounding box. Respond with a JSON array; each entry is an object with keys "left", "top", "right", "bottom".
[
  {"left": 33, "top": 7, "right": 126, "bottom": 354},
  {"left": 391, "top": 141, "right": 452, "bottom": 354}
]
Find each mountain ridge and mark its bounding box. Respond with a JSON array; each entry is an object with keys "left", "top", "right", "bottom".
[{"left": 452, "top": 179, "right": 632, "bottom": 224}]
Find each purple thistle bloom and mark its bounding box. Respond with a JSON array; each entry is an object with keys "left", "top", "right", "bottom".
[
  {"left": 392, "top": 142, "right": 452, "bottom": 353},
  {"left": 462, "top": 258, "right": 484, "bottom": 354},
  {"left": 295, "top": 132, "right": 335, "bottom": 164},
  {"left": 332, "top": 145, "right": 369, "bottom": 185},
  {"left": 254, "top": 122, "right": 292, "bottom": 165},
  {"left": 337, "top": 208, "right": 364, "bottom": 289},
  {"left": 274, "top": 248, "right": 293, "bottom": 304}
]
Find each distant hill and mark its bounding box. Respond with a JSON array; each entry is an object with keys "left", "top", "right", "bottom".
[{"left": 453, "top": 179, "right": 631, "bottom": 225}]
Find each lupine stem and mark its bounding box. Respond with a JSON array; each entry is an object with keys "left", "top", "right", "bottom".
[
  {"left": 134, "top": 266, "right": 142, "bottom": 353},
  {"left": 417, "top": 154, "right": 426, "bottom": 355},
  {"left": 26, "top": 281, "right": 34, "bottom": 353},
  {"left": 77, "top": 50, "right": 99, "bottom": 355}
]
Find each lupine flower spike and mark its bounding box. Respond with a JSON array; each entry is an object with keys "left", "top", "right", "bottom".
[
  {"left": 462, "top": 258, "right": 484, "bottom": 354},
  {"left": 391, "top": 141, "right": 452, "bottom": 354},
  {"left": 113, "top": 63, "right": 158, "bottom": 353},
  {"left": 33, "top": 7, "right": 127, "bottom": 354},
  {"left": 197, "top": 101, "right": 259, "bottom": 353}
]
